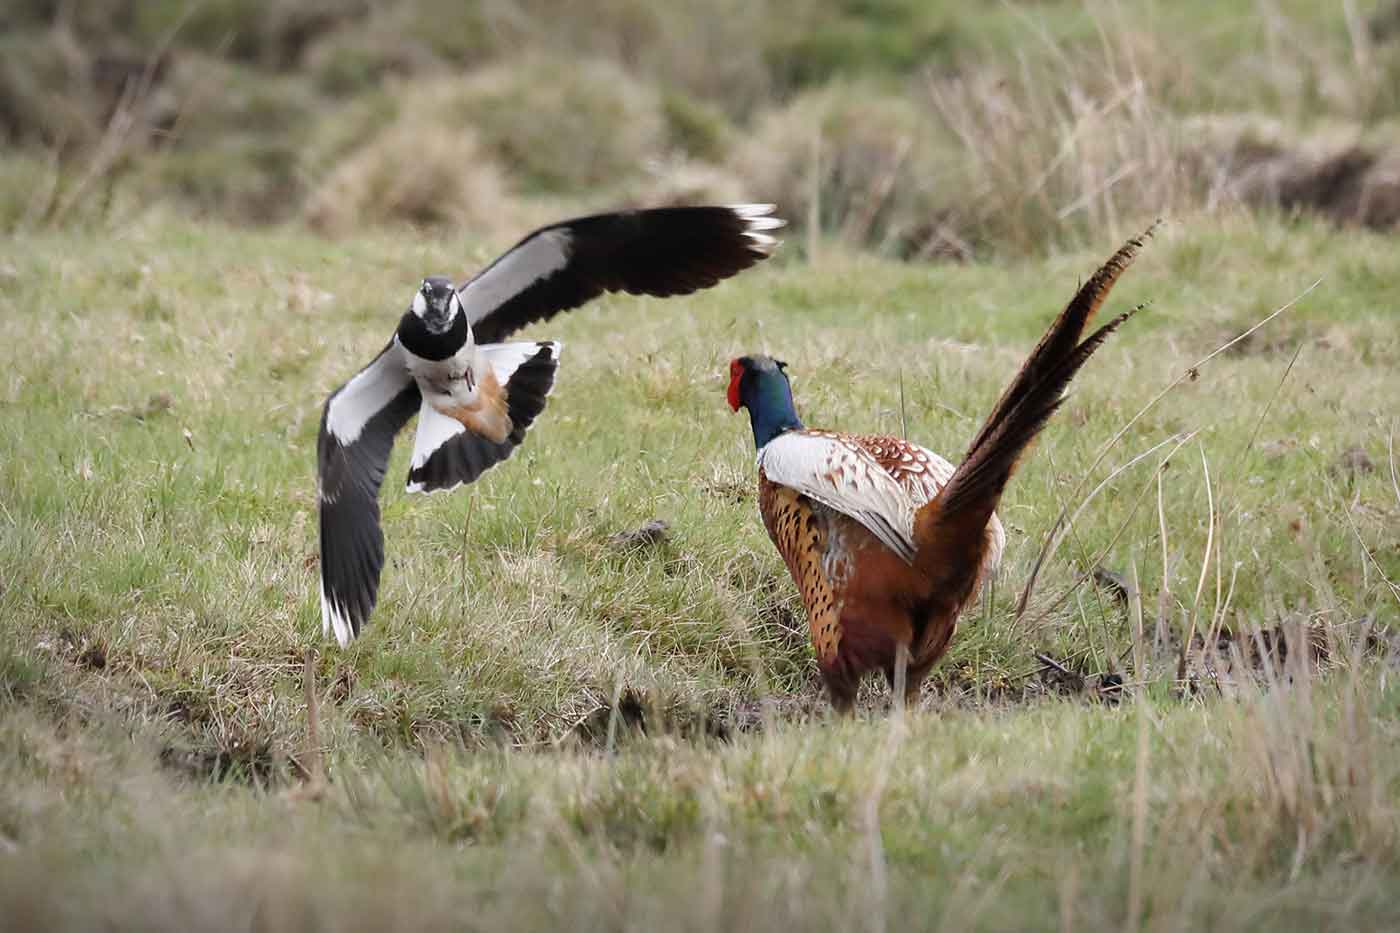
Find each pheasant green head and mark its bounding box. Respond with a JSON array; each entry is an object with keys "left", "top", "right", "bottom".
[{"left": 728, "top": 355, "right": 804, "bottom": 449}]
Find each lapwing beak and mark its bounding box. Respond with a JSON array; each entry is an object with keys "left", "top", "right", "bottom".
[{"left": 423, "top": 299, "right": 452, "bottom": 334}]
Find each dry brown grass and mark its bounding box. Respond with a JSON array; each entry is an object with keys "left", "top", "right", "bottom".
[
  {"left": 6, "top": 2, "right": 1400, "bottom": 249},
  {"left": 731, "top": 82, "right": 947, "bottom": 257},
  {"left": 435, "top": 58, "right": 671, "bottom": 194},
  {"left": 305, "top": 120, "right": 512, "bottom": 236}
]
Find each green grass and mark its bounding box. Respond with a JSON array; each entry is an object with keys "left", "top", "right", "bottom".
[{"left": 0, "top": 213, "right": 1397, "bottom": 929}]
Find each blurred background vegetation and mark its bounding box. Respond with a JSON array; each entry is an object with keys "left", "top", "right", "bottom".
[{"left": 3, "top": 0, "right": 1400, "bottom": 257}]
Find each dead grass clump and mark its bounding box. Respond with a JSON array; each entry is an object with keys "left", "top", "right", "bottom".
[
  {"left": 1186, "top": 115, "right": 1400, "bottom": 231},
  {"left": 305, "top": 120, "right": 511, "bottom": 236},
  {"left": 86, "top": 55, "right": 317, "bottom": 224},
  {"left": 128, "top": 0, "right": 370, "bottom": 68},
  {"left": 161, "top": 55, "right": 317, "bottom": 147},
  {"left": 303, "top": 60, "right": 670, "bottom": 211},
  {"left": 302, "top": 20, "right": 434, "bottom": 97},
  {"left": 442, "top": 58, "right": 670, "bottom": 195},
  {"left": 143, "top": 140, "right": 303, "bottom": 224},
  {"left": 922, "top": 51, "right": 1192, "bottom": 257},
  {"left": 397, "top": 0, "right": 775, "bottom": 120},
  {"left": 1223, "top": 656, "right": 1400, "bottom": 863},
  {"left": 617, "top": 158, "right": 752, "bottom": 213},
  {"left": 728, "top": 29, "right": 1212, "bottom": 258},
  {"left": 731, "top": 82, "right": 945, "bottom": 256},
  {"left": 0, "top": 30, "right": 152, "bottom": 151}
]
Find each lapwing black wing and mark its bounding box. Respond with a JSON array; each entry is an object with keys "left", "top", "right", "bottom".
[{"left": 317, "top": 204, "right": 784, "bottom": 645}]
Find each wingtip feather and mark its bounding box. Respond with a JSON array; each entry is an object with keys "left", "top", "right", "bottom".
[
  {"left": 744, "top": 231, "right": 781, "bottom": 253},
  {"left": 744, "top": 215, "right": 787, "bottom": 232},
  {"left": 728, "top": 203, "right": 787, "bottom": 254},
  {"left": 727, "top": 202, "right": 778, "bottom": 216},
  {"left": 320, "top": 588, "right": 355, "bottom": 648}
]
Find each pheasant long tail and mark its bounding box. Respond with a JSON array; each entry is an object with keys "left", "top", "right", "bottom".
[{"left": 912, "top": 226, "right": 1155, "bottom": 592}]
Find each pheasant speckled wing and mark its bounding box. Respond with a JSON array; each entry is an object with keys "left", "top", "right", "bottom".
[
  {"left": 758, "top": 430, "right": 920, "bottom": 564},
  {"left": 842, "top": 434, "right": 956, "bottom": 502},
  {"left": 841, "top": 434, "right": 1006, "bottom": 576}
]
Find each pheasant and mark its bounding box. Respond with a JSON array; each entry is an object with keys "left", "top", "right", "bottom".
[
  {"left": 727, "top": 230, "right": 1149, "bottom": 711},
  {"left": 319, "top": 204, "right": 784, "bottom": 645}
]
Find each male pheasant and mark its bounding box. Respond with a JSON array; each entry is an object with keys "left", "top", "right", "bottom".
[{"left": 727, "top": 230, "right": 1150, "bottom": 711}]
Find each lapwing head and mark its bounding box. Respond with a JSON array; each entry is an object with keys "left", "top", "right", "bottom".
[{"left": 411, "top": 276, "right": 460, "bottom": 335}]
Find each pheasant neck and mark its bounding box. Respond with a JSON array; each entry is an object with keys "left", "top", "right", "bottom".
[{"left": 747, "top": 375, "right": 804, "bottom": 449}]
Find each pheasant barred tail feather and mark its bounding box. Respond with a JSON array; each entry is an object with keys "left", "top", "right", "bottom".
[
  {"left": 962, "top": 221, "right": 1158, "bottom": 461},
  {"left": 914, "top": 229, "right": 1153, "bottom": 586}
]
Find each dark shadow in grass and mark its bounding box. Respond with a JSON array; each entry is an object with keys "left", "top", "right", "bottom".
[
  {"left": 571, "top": 688, "right": 830, "bottom": 747},
  {"left": 159, "top": 738, "right": 280, "bottom": 786},
  {"left": 0, "top": 650, "right": 46, "bottom": 703},
  {"left": 75, "top": 642, "right": 107, "bottom": 671},
  {"left": 573, "top": 686, "right": 849, "bottom": 748},
  {"left": 606, "top": 519, "right": 670, "bottom": 551},
  {"left": 1372, "top": 0, "right": 1400, "bottom": 41},
  {"left": 575, "top": 688, "right": 649, "bottom": 746}
]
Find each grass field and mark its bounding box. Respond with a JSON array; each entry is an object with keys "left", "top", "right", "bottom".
[{"left": 0, "top": 208, "right": 1397, "bottom": 929}]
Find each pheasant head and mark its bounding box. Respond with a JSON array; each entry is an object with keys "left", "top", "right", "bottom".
[{"left": 728, "top": 355, "right": 804, "bottom": 449}]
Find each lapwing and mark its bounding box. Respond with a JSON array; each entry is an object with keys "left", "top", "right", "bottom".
[{"left": 317, "top": 204, "right": 784, "bottom": 645}]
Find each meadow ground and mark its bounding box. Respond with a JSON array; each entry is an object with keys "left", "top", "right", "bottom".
[{"left": 0, "top": 211, "right": 1397, "bottom": 929}]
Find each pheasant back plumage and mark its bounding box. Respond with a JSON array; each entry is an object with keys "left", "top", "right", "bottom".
[{"left": 757, "top": 430, "right": 1005, "bottom": 708}]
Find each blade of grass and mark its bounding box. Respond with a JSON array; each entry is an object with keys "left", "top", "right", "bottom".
[{"left": 1017, "top": 276, "right": 1324, "bottom": 616}]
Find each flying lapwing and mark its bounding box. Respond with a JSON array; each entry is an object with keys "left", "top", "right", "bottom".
[{"left": 317, "top": 204, "right": 784, "bottom": 645}]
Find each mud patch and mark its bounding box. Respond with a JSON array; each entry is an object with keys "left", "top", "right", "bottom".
[
  {"left": 979, "top": 654, "right": 1123, "bottom": 705},
  {"left": 75, "top": 642, "right": 107, "bottom": 671}
]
